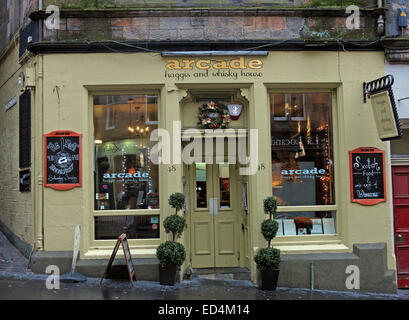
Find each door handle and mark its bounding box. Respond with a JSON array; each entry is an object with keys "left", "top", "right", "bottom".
[
  {"left": 214, "top": 198, "right": 218, "bottom": 215},
  {"left": 209, "top": 198, "right": 214, "bottom": 215},
  {"left": 395, "top": 233, "right": 406, "bottom": 244}
]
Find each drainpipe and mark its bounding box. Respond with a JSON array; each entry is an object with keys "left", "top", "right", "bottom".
[
  {"left": 376, "top": 0, "right": 385, "bottom": 36},
  {"left": 34, "top": 54, "right": 44, "bottom": 251},
  {"left": 310, "top": 261, "right": 314, "bottom": 291}
]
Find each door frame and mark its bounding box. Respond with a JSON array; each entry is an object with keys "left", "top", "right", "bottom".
[
  {"left": 185, "top": 161, "right": 245, "bottom": 269},
  {"left": 391, "top": 160, "right": 409, "bottom": 288}
]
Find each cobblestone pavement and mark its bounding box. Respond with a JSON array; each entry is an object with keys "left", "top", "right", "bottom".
[
  {"left": 0, "top": 231, "right": 34, "bottom": 275},
  {"left": 1, "top": 230, "right": 409, "bottom": 300}
]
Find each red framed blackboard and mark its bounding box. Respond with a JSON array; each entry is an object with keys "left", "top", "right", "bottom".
[
  {"left": 44, "top": 131, "right": 82, "bottom": 191},
  {"left": 349, "top": 147, "right": 386, "bottom": 206}
]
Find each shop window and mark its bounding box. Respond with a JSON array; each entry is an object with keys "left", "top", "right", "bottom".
[
  {"left": 94, "top": 215, "right": 160, "bottom": 240},
  {"left": 93, "top": 95, "right": 159, "bottom": 214},
  {"left": 270, "top": 92, "right": 336, "bottom": 236}
]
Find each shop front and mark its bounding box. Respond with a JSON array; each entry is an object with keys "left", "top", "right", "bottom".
[{"left": 28, "top": 49, "right": 397, "bottom": 293}]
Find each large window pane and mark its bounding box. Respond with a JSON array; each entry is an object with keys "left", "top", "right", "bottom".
[
  {"left": 94, "top": 95, "right": 159, "bottom": 211},
  {"left": 270, "top": 93, "right": 335, "bottom": 206}
]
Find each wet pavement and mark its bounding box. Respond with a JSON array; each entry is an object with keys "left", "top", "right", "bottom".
[
  {"left": 1, "top": 276, "right": 409, "bottom": 300},
  {"left": 1, "top": 230, "right": 409, "bottom": 300}
]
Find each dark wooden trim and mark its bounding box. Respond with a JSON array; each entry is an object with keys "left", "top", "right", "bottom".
[
  {"left": 29, "top": 7, "right": 386, "bottom": 20},
  {"left": 28, "top": 39, "right": 384, "bottom": 55}
]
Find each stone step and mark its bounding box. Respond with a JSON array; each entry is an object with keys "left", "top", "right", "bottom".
[
  {"left": 76, "top": 258, "right": 160, "bottom": 281},
  {"left": 193, "top": 268, "right": 251, "bottom": 281}
]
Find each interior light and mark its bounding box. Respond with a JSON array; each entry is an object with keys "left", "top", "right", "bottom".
[{"left": 95, "top": 140, "right": 103, "bottom": 144}]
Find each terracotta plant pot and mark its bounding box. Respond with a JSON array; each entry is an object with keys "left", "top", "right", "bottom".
[
  {"left": 260, "top": 268, "right": 280, "bottom": 290},
  {"left": 159, "top": 263, "right": 177, "bottom": 286}
]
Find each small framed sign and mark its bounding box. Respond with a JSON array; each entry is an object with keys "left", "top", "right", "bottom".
[
  {"left": 349, "top": 147, "right": 386, "bottom": 206},
  {"left": 44, "top": 131, "right": 82, "bottom": 191},
  {"left": 19, "top": 169, "right": 31, "bottom": 192},
  {"left": 370, "top": 91, "right": 401, "bottom": 141},
  {"left": 363, "top": 75, "right": 402, "bottom": 141}
]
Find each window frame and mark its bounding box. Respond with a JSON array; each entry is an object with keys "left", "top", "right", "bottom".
[{"left": 268, "top": 88, "right": 340, "bottom": 241}]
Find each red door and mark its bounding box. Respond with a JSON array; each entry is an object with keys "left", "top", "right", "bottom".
[{"left": 392, "top": 166, "right": 409, "bottom": 288}]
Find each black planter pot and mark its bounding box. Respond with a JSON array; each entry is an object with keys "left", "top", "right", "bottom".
[
  {"left": 260, "top": 268, "right": 280, "bottom": 290},
  {"left": 159, "top": 263, "right": 177, "bottom": 286}
]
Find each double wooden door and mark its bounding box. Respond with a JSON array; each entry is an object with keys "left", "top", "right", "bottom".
[{"left": 188, "top": 162, "right": 240, "bottom": 268}]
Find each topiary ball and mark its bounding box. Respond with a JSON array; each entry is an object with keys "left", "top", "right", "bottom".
[
  {"left": 168, "top": 192, "right": 185, "bottom": 213},
  {"left": 163, "top": 214, "right": 187, "bottom": 239},
  {"left": 263, "top": 197, "right": 277, "bottom": 216},
  {"left": 254, "top": 247, "right": 281, "bottom": 270},
  {"left": 156, "top": 241, "right": 186, "bottom": 268},
  {"left": 261, "top": 219, "right": 279, "bottom": 242}
]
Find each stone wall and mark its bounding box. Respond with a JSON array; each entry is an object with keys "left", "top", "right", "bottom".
[
  {"left": 40, "top": 9, "right": 380, "bottom": 42},
  {"left": 42, "top": 0, "right": 377, "bottom": 10}
]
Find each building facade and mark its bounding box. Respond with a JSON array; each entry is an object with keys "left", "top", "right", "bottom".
[{"left": 0, "top": 0, "right": 399, "bottom": 293}]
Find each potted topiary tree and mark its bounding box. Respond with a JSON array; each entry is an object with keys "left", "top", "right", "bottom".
[
  {"left": 254, "top": 196, "right": 281, "bottom": 290},
  {"left": 156, "top": 192, "right": 187, "bottom": 285}
]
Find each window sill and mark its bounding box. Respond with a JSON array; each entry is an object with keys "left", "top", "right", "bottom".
[
  {"left": 83, "top": 247, "right": 157, "bottom": 259},
  {"left": 272, "top": 243, "right": 349, "bottom": 254}
]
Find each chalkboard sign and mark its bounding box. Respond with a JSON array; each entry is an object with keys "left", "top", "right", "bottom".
[
  {"left": 44, "top": 131, "right": 82, "bottom": 191},
  {"left": 100, "top": 234, "right": 135, "bottom": 286},
  {"left": 349, "top": 147, "right": 386, "bottom": 206}
]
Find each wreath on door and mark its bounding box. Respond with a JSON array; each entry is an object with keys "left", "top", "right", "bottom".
[{"left": 198, "top": 101, "right": 231, "bottom": 129}]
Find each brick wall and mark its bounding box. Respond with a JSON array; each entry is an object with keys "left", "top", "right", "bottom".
[{"left": 0, "top": 44, "right": 34, "bottom": 251}]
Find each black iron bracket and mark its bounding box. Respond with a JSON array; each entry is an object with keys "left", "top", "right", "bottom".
[{"left": 363, "top": 74, "right": 394, "bottom": 103}]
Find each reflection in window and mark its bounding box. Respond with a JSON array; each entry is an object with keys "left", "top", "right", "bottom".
[
  {"left": 274, "top": 211, "right": 336, "bottom": 236},
  {"left": 196, "top": 163, "right": 207, "bottom": 208},
  {"left": 219, "top": 163, "right": 230, "bottom": 208},
  {"left": 94, "top": 95, "right": 159, "bottom": 211},
  {"left": 270, "top": 93, "right": 335, "bottom": 207},
  {"left": 94, "top": 215, "right": 160, "bottom": 239}
]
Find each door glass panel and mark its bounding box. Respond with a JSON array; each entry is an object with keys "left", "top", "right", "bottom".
[
  {"left": 219, "top": 163, "right": 231, "bottom": 209},
  {"left": 196, "top": 163, "right": 207, "bottom": 208}
]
